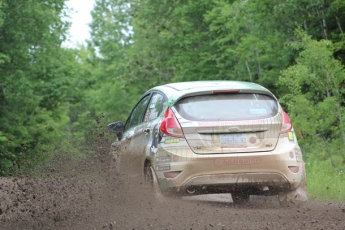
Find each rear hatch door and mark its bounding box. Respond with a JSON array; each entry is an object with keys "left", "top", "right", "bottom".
[{"left": 173, "top": 93, "right": 281, "bottom": 154}]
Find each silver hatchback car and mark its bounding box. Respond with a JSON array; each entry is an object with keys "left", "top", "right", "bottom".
[{"left": 108, "top": 81, "right": 307, "bottom": 204}]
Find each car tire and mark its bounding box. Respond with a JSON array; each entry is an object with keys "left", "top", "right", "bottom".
[
  {"left": 144, "top": 163, "right": 153, "bottom": 186},
  {"left": 231, "top": 192, "right": 250, "bottom": 205},
  {"left": 278, "top": 162, "right": 308, "bottom": 207},
  {"left": 144, "top": 162, "right": 164, "bottom": 199}
]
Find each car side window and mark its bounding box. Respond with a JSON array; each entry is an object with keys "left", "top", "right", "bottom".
[
  {"left": 144, "top": 93, "right": 165, "bottom": 122},
  {"left": 125, "top": 95, "right": 151, "bottom": 130}
]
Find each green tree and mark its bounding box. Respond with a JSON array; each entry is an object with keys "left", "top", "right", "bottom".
[
  {"left": 279, "top": 29, "right": 345, "bottom": 166},
  {"left": 86, "top": 0, "right": 136, "bottom": 124},
  {"left": 0, "top": 0, "right": 78, "bottom": 175},
  {"left": 121, "top": 0, "right": 345, "bottom": 94}
]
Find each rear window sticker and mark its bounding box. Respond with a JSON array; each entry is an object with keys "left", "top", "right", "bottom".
[{"left": 250, "top": 109, "right": 267, "bottom": 114}]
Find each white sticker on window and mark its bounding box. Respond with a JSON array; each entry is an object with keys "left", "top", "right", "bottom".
[{"left": 250, "top": 109, "right": 267, "bottom": 114}]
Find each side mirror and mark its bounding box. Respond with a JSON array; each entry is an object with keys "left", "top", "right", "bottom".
[{"left": 107, "top": 121, "right": 125, "bottom": 140}]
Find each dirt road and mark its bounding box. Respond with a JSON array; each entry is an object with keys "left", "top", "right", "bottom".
[{"left": 1, "top": 153, "right": 345, "bottom": 230}]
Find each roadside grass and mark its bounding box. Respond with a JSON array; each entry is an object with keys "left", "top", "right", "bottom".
[{"left": 306, "top": 159, "right": 345, "bottom": 202}]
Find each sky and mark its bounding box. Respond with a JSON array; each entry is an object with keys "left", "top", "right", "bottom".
[{"left": 63, "top": 0, "right": 95, "bottom": 47}]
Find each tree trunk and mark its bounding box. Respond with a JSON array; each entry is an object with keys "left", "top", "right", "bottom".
[{"left": 245, "top": 60, "right": 253, "bottom": 82}]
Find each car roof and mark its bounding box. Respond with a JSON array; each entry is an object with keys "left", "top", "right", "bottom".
[{"left": 150, "top": 81, "right": 275, "bottom": 102}]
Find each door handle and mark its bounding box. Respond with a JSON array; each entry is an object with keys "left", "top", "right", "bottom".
[{"left": 143, "top": 128, "right": 150, "bottom": 135}]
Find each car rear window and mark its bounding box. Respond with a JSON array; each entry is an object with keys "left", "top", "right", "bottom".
[{"left": 174, "top": 94, "right": 278, "bottom": 121}]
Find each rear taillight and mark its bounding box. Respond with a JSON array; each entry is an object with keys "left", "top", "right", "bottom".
[
  {"left": 160, "top": 108, "right": 184, "bottom": 138},
  {"left": 280, "top": 109, "right": 292, "bottom": 134},
  {"left": 212, "top": 89, "right": 240, "bottom": 94}
]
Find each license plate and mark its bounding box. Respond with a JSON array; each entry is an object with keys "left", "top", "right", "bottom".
[{"left": 220, "top": 134, "right": 247, "bottom": 148}]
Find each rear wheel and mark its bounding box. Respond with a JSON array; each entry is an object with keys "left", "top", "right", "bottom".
[
  {"left": 232, "top": 193, "right": 250, "bottom": 205},
  {"left": 144, "top": 163, "right": 154, "bottom": 187},
  {"left": 144, "top": 162, "right": 163, "bottom": 199},
  {"left": 278, "top": 163, "right": 308, "bottom": 207}
]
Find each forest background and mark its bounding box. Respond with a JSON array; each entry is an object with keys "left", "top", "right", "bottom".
[{"left": 0, "top": 0, "right": 345, "bottom": 200}]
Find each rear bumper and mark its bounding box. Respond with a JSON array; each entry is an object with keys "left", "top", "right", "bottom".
[
  {"left": 154, "top": 135, "right": 304, "bottom": 195},
  {"left": 155, "top": 156, "right": 303, "bottom": 194},
  {"left": 182, "top": 172, "right": 289, "bottom": 187},
  {"left": 181, "top": 172, "right": 290, "bottom": 195}
]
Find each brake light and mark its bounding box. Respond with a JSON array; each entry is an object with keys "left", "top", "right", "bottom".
[
  {"left": 212, "top": 89, "right": 240, "bottom": 94},
  {"left": 160, "top": 108, "right": 184, "bottom": 138},
  {"left": 280, "top": 109, "right": 292, "bottom": 134}
]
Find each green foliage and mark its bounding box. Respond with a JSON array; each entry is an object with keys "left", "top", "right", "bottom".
[
  {"left": 0, "top": 0, "right": 82, "bottom": 175},
  {"left": 87, "top": 0, "right": 345, "bottom": 123},
  {"left": 205, "top": 0, "right": 292, "bottom": 88},
  {"left": 86, "top": 0, "right": 139, "bottom": 123},
  {"left": 279, "top": 30, "right": 345, "bottom": 163}
]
